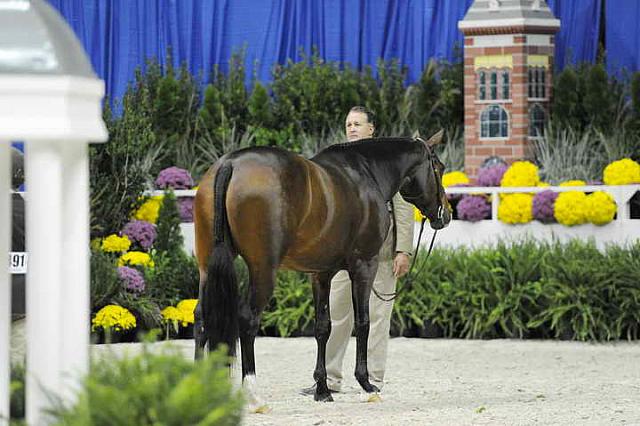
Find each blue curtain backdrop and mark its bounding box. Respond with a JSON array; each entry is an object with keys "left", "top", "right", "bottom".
[
  {"left": 606, "top": 0, "right": 640, "bottom": 77},
  {"left": 547, "top": 0, "right": 601, "bottom": 69},
  {"left": 46, "top": 0, "right": 607, "bottom": 105}
]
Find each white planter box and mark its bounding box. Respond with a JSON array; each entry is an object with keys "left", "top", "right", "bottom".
[{"left": 424, "top": 219, "right": 640, "bottom": 250}]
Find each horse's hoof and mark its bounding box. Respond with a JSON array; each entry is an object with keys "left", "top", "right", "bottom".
[
  {"left": 359, "top": 382, "right": 380, "bottom": 393},
  {"left": 314, "top": 392, "right": 334, "bottom": 402},
  {"left": 367, "top": 393, "right": 382, "bottom": 403},
  {"left": 249, "top": 403, "right": 272, "bottom": 414},
  {"left": 360, "top": 392, "right": 382, "bottom": 403}
]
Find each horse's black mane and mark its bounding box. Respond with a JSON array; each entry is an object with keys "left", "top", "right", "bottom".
[
  {"left": 323, "top": 137, "right": 415, "bottom": 151},
  {"left": 312, "top": 137, "right": 419, "bottom": 164},
  {"left": 309, "top": 137, "right": 425, "bottom": 201}
]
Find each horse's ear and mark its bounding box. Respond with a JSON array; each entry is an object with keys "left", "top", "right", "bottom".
[{"left": 425, "top": 129, "right": 444, "bottom": 147}]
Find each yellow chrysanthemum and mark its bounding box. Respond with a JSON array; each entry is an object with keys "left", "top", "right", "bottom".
[
  {"left": 603, "top": 158, "right": 640, "bottom": 185},
  {"left": 414, "top": 206, "right": 425, "bottom": 222},
  {"left": 161, "top": 306, "right": 186, "bottom": 326},
  {"left": 91, "top": 305, "right": 136, "bottom": 332},
  {"left": 442, "top": 171, "right": 470, "bottom": 188},
  {"left": 537, "top": 182, "right": 551, "bottom": 188},
  {"left": 177, "top": 299, "right": 198, "bottom": 325},
  {"left": 554, "top": 191, "right": 588, "bottom": 226},
  {"left": 117, "top": 251, "right": 155, "bottom": 268},
  {"left": 133, "top": 196, "right": 164, "bottom": 224},
  {"left": 559, "top": 180, "right": 586, "bottom": 187},
  {"left": 101, "top": 234, "right": 131, "bottom": 253},
  {"left": 498, "top": 193, "right": 533, "bottom": 224},
  {"left": 586, "top": 191, "right": 617, "bottom": 225},
  {"left": 90, "top": 238, "right": 103, "bottom": 251},
  {"left": 500, "top": 161, "right": 540, "bottom": 187}
]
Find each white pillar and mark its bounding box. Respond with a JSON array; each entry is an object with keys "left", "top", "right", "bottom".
[
  {"left": 25, "top": 141, "right": 63, "bottom": 426},
  {"left": 0, "top": 141, "right": 11, "bottom": 425},
  {"left": 59, "top": 143, "right": 89, "bottom": 404}
]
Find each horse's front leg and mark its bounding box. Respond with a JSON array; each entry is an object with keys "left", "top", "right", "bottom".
[
  {"left": 349, "top": 258, "right": 380, "bottom": 395},
  {"left": 311, "top": 271, "right": 337, "bottom": 402}
]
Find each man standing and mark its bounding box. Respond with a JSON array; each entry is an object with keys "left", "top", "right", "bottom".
[{"left": 303, "top": 106, "right": 415, "bottom": 394}]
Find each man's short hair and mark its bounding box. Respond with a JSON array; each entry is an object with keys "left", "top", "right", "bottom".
[{"left": 349, "top": 106, "right": 376, "bottom": 127}]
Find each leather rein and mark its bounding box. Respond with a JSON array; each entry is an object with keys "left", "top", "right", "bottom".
[{"left": 372, "top": 143, "right": 445, "bottom": 302}]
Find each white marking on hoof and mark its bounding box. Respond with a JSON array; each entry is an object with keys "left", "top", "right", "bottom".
[
  {"left": 250, "top": 404, "right": 272, "bottom": 414},
  {"left": 360, "top": 392, "right": 382, "bottom": 403},
  {"left": 243, "top": 375, "right": 270, "bottom": 414}
]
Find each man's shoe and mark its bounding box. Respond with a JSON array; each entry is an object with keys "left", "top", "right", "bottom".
[{"left": 299, "top": 383, "right": 338, "bottom": 396}]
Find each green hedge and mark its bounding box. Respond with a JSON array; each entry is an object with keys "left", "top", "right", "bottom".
[
  {"left": 258, "top": 240, "right": 640, "bottom": 341},
  {"left": 9, "top": 345, "right": 243, "bottom": 425}
]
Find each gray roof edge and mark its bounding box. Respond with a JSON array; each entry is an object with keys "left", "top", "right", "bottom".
[
  {"left": 462, "top": 0, "right": 558, "bottom": 24},
  {"left": 34, "top": 0, "right": 95, "bottom": 78}
]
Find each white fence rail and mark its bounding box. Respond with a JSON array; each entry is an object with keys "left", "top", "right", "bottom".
[{"left": 445, "top": 184, "right": 640, "bottom": 223}]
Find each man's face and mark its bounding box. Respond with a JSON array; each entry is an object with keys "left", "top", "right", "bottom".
[{"left": 345, "top": 111, "right": 374, "bottom": 142}]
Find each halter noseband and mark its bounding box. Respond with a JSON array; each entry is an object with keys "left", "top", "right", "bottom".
[{"left": 402, "top": 138, "right": 446, "bottom": 222}]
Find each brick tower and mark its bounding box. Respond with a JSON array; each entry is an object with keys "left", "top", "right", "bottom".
[{"left": 459, "top": 0, "right": 560, "bottom": 179}]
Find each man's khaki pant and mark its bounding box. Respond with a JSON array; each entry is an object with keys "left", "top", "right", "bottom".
[{"left": 325, "top": 260, "right": 396, "bottom": 391}]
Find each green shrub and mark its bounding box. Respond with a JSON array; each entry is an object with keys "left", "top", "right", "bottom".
[
  {"left": 90, "top": 249, "right": 122, "bottom": 312},
  {"left": 90, "top": 102, "right": 150, "bottom": 238},
  {"left": 551, "top": 63, "right": 631, "bottom": 137},
  {"left": 248, "top": 240, "right": 640, "bottom": 341},
  {"left": 393, "top": 240, "right": 640, "bottom": 341},
  {"left": 154, "top": 191, "right": 184, "bottom": 255},
  {"left": 49, "top": 346, "right": 243, "bottom": 426},
  {"left": 10, "top": 363, "right": 25, "bottom": 422},
  {"left": 261, "top": 271, "right": 314, "bottom": 337},
  {"left": 271, "top": 51, "right": 361, "bottom": 136},
  {"left": 247, "top": 81, "right": 272, "bottom": 127},
  {"left": 631, "top": 72, "right": 640, "bottom": 123},
  {"left": 145, "top": 251, "right": 199, "bottom": 308}
]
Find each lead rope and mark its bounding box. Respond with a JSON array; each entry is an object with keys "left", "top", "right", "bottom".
[{"left": 372, "top": 218, "right": 436, "bottom": 302}]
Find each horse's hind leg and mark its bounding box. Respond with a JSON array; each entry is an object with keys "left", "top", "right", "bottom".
[
  {"left": 239, "top": 262, "right": 276, "bottom": 413},
  {"left": 311, "top": 271, "right": 336, "bottom": 402},
  {"left": 194, "top": 270, "right": 207, "bottom": 360}
]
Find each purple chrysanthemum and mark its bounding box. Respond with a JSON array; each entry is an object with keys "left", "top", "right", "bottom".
[
  {"left": 532, "top": 190, "right": 559, "bottom": 223},
  {"left": 117, "top": 266, "right": 145, "bottom": 293},
  {"left": 178, "top": 197, "right": 194, "bottom": 222},
  {"left": 122, "top": 220, "right": 157, "bottom": 250},
  {"left": 477, "top": 164, "right": 508, "bottom": 187},
  {"left": 456, "top": 195, "right": 491, "bottom": 222},
  {"left": 155, "top": 167, "right": 194, "bottom": 190}
]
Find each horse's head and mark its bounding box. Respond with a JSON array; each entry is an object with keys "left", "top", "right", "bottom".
[{"left": 399, "top": 131, "right": 452, "bottom": 230}]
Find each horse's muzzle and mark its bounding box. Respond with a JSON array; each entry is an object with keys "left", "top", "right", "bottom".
[{"left": 429, "top": 205, "right": 452, "bottom": 230}]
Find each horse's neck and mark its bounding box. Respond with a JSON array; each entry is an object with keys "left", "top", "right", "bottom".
[
  {"left": 312, "top": 140, "right": 422, "bottom": 201},
  {"left": 358, "top": 146, "right": 420, "bottom": 201}
]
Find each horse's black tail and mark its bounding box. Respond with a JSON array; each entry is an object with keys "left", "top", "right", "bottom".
[{"left": 202, "top": 162, "right": 238, "bottom": 357}]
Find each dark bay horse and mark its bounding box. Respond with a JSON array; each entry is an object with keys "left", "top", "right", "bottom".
[{"left": 193, "top": 133, "right": 451, "bottom": 410}]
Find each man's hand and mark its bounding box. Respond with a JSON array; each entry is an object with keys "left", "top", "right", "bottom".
[{"left": 392, "top": 252, "right": 411, "bottom": 278}]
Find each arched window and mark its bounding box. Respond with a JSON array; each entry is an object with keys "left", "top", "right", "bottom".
[
  {"left": 529, "top": 104, "right": 546, "bottom": 137},
  {"left": 480, "top": 105, "right": 509, "bottom": 138}
]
